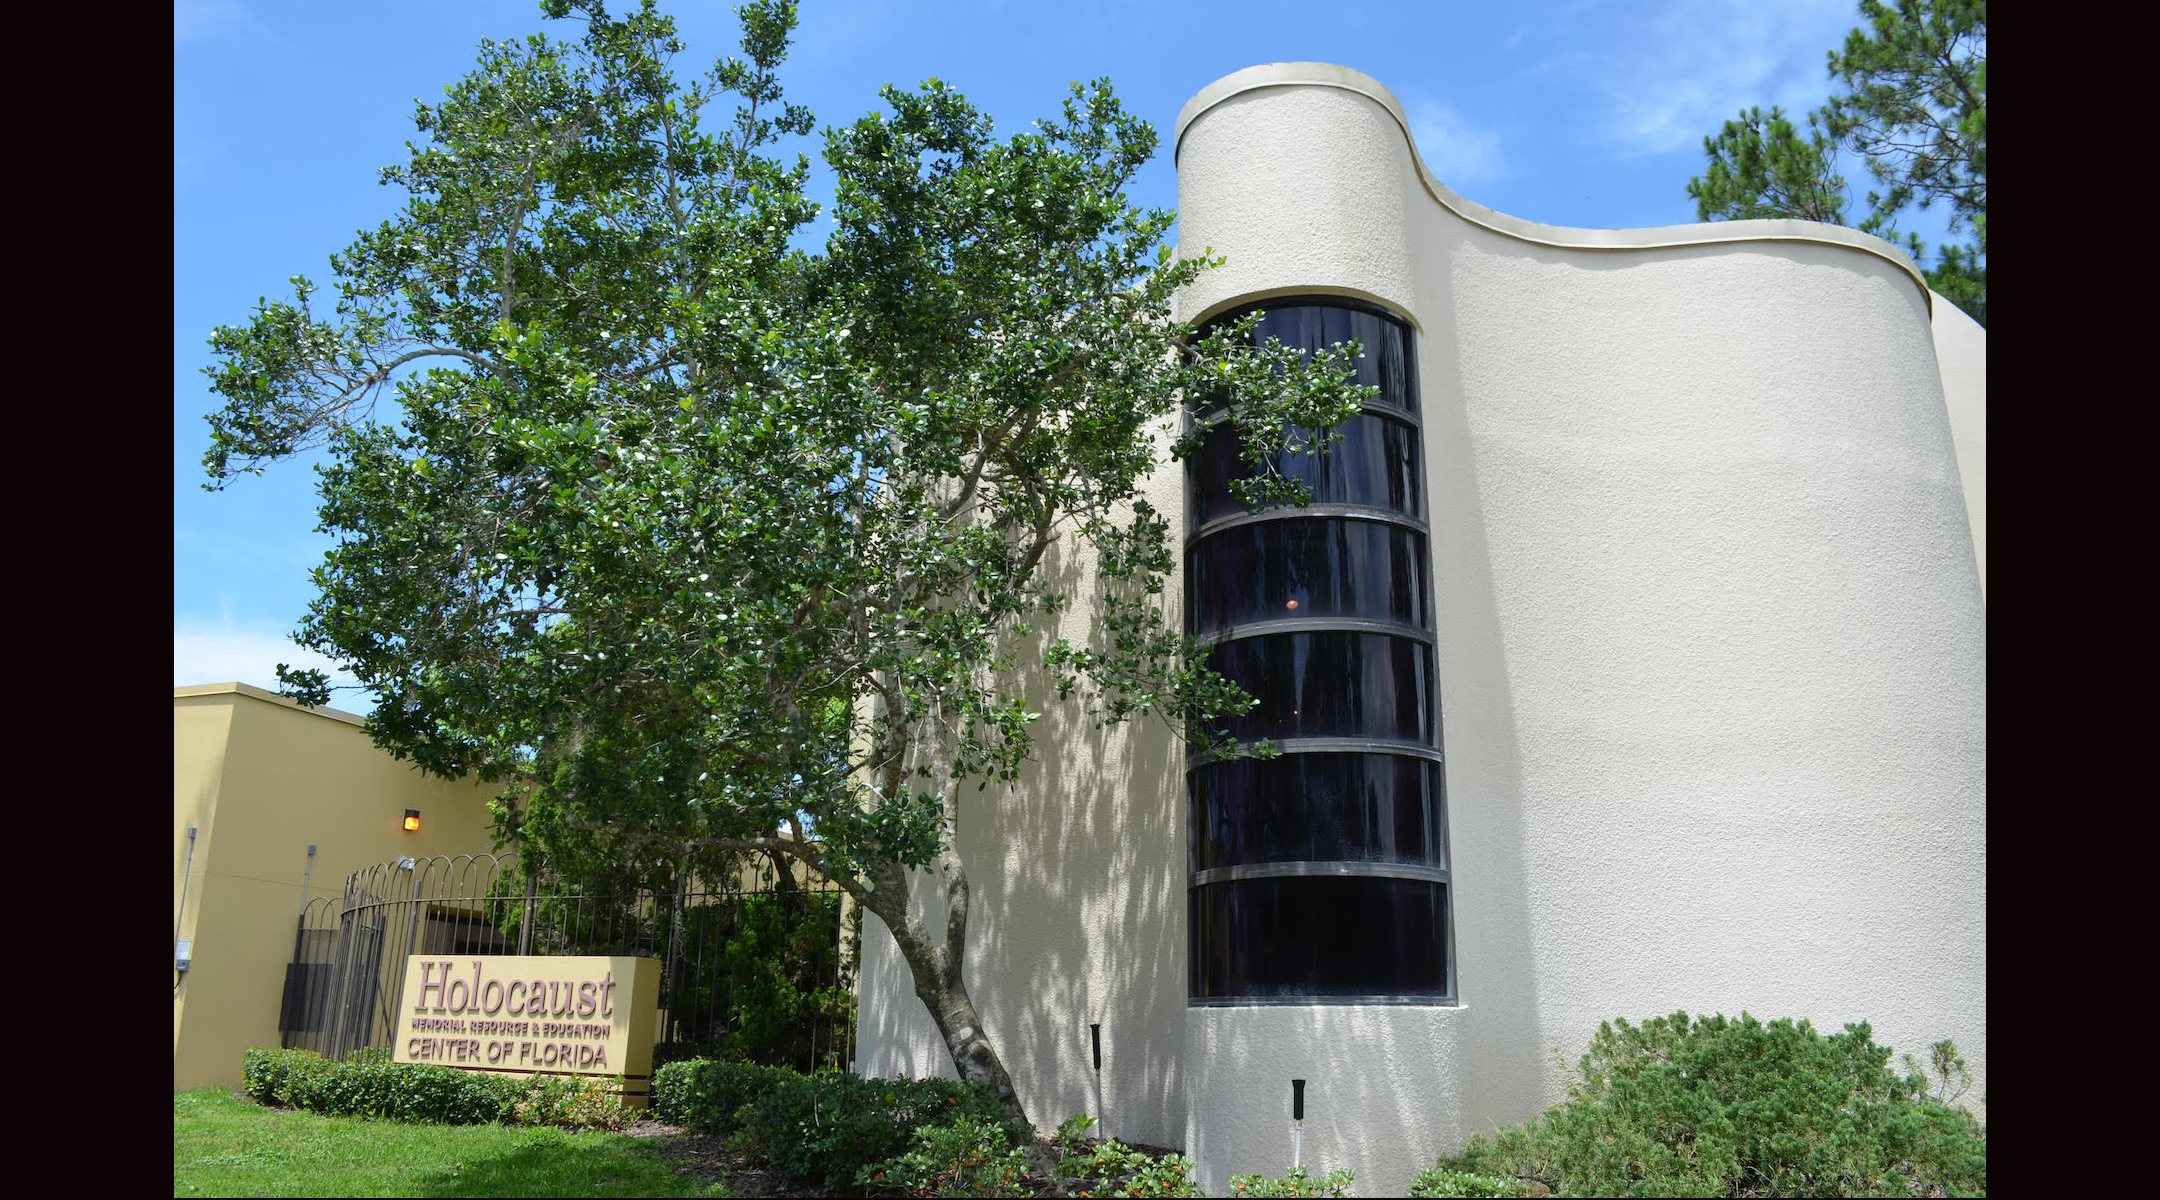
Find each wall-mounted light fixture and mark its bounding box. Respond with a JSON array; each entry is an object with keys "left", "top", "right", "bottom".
[{"left": 404, "top": 809, "right": 421, "bottom": 832}]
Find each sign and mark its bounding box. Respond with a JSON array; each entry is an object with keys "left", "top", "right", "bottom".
[{"left": 391, "top": 955, "right": 660, "bottom": 1105}]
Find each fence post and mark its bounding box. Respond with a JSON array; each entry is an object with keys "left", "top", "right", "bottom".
[
  {"left": 662, "top": 868, "right": 689, "bottom": 1047},
  {"left": 518, "top": 871, "right": 536, "bottom": 956},
  {"left": 324, "top": 878, "right": 362, "bottom": 1061}
]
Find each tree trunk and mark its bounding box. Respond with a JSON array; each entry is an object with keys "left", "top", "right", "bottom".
[{"left": 862, "top": 850, "right": 1028, "bottom": 1127}]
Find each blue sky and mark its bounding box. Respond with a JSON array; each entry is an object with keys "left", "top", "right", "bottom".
[{"left": 175, "top": 0, "right": 1945, "bottom": 706}]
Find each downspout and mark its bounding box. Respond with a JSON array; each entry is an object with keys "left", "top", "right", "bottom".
[{"left": 174, "top": 825, "right": 199, "bottom": 986}]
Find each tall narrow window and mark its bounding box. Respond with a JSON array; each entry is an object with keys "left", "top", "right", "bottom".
[{"left": 1186, "top": 297, "right": 1453, "bottom": 1004}]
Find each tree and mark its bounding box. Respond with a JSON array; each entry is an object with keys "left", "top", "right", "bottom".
[
  {"left": 1686, "top": 106, "right": 1849, "bottom": 225},
  {"left": 1687, "top": 0, "right": 1985, "bottom": 325},
  {"left": 201, "top": 0, "right": 1366, "bottom": 1127}
]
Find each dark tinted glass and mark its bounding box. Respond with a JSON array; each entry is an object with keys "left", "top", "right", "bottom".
[
  {"left": 1189, "top": 754, "right": 1444, "bottom": 871},
  {"left": 1186, "top": 517, "right": 1427, "bottom": 636},
  {"left": 1196, "top": 304, "right": 1417, "bottom": 417},
  {"left": 1197, "top": 632, "right": 1433, "bottom": 744},
  {"left": 1189, "top": 877, "right": 1448, "bottom": 998},
  {"left": 1188, "top": 413, "right": 1422, "bottom": 529}
]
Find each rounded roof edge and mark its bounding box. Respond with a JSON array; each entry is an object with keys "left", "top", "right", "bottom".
[{"left": 1173, "top": 62, "right": 1932, "bottom": 314}]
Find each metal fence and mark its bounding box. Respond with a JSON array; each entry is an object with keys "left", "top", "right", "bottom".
[{"left": 279, "top": 852, "right": 857, "bottom": 1073}]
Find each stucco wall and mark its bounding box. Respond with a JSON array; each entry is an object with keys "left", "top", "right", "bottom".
[
  {"left": 173, "top": 684, "right": 500, "bottom": 1089},
  {"left": 853, "top": 412, "right": 1196, "bottom": 1151},
  {"left": 859, "top": 63, "right": 1986, "bottom": 1197},
  {"left": 1432, "top": 225, "right": 1985, "bottom": 1134},
  {"left": 1931, "top": 294, "right": 1987, "bottom": 598}
]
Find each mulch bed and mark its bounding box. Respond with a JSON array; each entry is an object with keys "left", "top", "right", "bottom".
[
  {"left": 624, "top": 1117, "right": 831, "bottom": 1197},
  {"left": 624, "top": 1116, "right": 1190, "bottom": 1198}
]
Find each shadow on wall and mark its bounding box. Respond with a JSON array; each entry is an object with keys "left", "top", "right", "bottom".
[
  {"left": 851, "top": 535, "right": 1189, "bottom": 1147},
  {"left": 975, "top": 534, "right": 1190, "bottom": 1146}
]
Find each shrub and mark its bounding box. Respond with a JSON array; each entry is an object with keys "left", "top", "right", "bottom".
[
  {"left": 1054, "top": 1130, "right": 1209, "bottom": 1191},
  {"left": 858, "top": 1115, "right": 1032, "bottom": 1198},
  {"left": 1227, "top": 1164, "right": 1356, "bottom": 1197},
  {"left": 715, "top": 890, "right": 857, "bottom": 1070},
  {"left": 276, "top": 1055, "right": 519, "bottom": 1125},
  {"left": 240, "top": 1046, "right": 634, "bottom": 1129},
  {"left": 1051, "top": 1111, "right": 1100, "bottom": 1154},
  {"left": 241, "top": 1047, "right": 316, "bottom": 1101},
  {"left": 651, "top": 1058, "right": 789, "bottom": 1134},
  {"left": 513, "top": 1073, "right": 636, "bottom": 1131},
  {"left": 1439, "top": 1012, "right": 1987, "bottom": 1197},
  {"left": 1405, "top": 1166, "right": 1527, "bottom": 1197},
  {"left": 731, "top": 1069, "right": 1029, "bottom": 1195}
]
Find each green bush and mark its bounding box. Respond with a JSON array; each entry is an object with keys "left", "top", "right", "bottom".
[
  {"left": 252, "top": 1048, "right": 519, "bottom": 1124},
  {"left": 857, "top": 1115, "right": 1032, "bottom": 1197},
  {"left": 654, "top": 1059, "right": 1026, "bottom": 1194},
  {"left": 714, "top": 890, "right": 856, "bottom": 1070},
  {"left": 240, "top": 1046, "right": 633, "bottom": 1130},
  {"left": 1045, "top": 1115, "right": 1199, "bottom": 1197},
  {"left": 511, "top": 1073, "right": 636, "bottom": 1132},
  {"left": 651, "top": 1058, "right": 789, "bottom": 1134},
  {"left": 1054, "top": 1138, "right": 1200, "bottom": 1197},
  {"left": 656, "top": 1063, "right": 1024, "bottom": 1195},
  {"left": 241, "top": 1047, "right": 314, "bottom": 1101},
  {"left": 1405, "top": 1166, "right": 1527, "bottom": 1197},
  {"left": 1439, "top": 1012, "right": 1987, "bottom": 1197},
  {"left": 1227, "top": 1164, "right": 1356, "bottom": 1197}
]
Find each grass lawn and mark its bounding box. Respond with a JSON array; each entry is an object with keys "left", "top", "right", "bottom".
[{"left": 174, "top": 1088, "right": 730, "bottom": 1198}]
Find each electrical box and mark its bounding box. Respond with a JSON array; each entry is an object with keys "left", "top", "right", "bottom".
[{"left": 175, "top": 940, "right": 193, "bottom": 973}]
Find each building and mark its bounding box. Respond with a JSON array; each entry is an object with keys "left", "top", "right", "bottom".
[
  {"left": 173, "top": 682, "right": 499, "bottom": 1089},
  {"left": 852, "top": 64, "right": 1986, "bottom": 1195},
  {"left": 174, "top": 682, "right": 844, "bottom": 1089}
]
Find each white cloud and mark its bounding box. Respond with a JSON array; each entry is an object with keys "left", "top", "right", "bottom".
[
  {"left": 174, "top": 610, "right": 363, "bottom": 705},
  {"left": 1407, "top": 100, "right": 1508, "bottom": 187},
  {"left": 1549, "top": 0, "right": 1853, "bottom": 159}
]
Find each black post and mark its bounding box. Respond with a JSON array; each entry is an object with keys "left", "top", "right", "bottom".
[
  {"left": 1090, "top": 1023, "right": 1102, "bottom": 1071},
  {"left": 1292, "top": 1078, "right": 1305, "bottom": 1121}
]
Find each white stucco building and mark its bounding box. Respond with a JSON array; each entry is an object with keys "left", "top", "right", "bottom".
[{"left": 855, "top": 63, "right": 1986, "bottom": 1196}]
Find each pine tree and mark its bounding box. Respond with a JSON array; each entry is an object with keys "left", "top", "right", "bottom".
[{"left": 1688, "top": 1, "right": 1985, "bottom": 325}]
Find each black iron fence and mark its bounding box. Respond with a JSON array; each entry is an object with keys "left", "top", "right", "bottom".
[{"left": 280, "top": 852, "right": 857, "bottom": 1073}]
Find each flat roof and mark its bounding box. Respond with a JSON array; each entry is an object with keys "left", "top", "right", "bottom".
[{"left": 173, "top": 681, "right": 369, "bottom": 728}]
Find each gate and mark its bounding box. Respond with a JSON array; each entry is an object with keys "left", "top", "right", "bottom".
[{"left": 279, "top": 852, "right": 858, "bottom": 1072}]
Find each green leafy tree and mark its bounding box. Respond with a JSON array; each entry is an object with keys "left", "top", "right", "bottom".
[
  {"left": 199, "top": 0, "right": 1365, "bottom": 1126},
  {"left": 1688, "top": 0, "right": 1986, "bottom": 324}
]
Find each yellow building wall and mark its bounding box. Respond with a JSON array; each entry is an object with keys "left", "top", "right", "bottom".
[{"left": 173, "top": 684, "right": 500, "bottom": 1090}]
